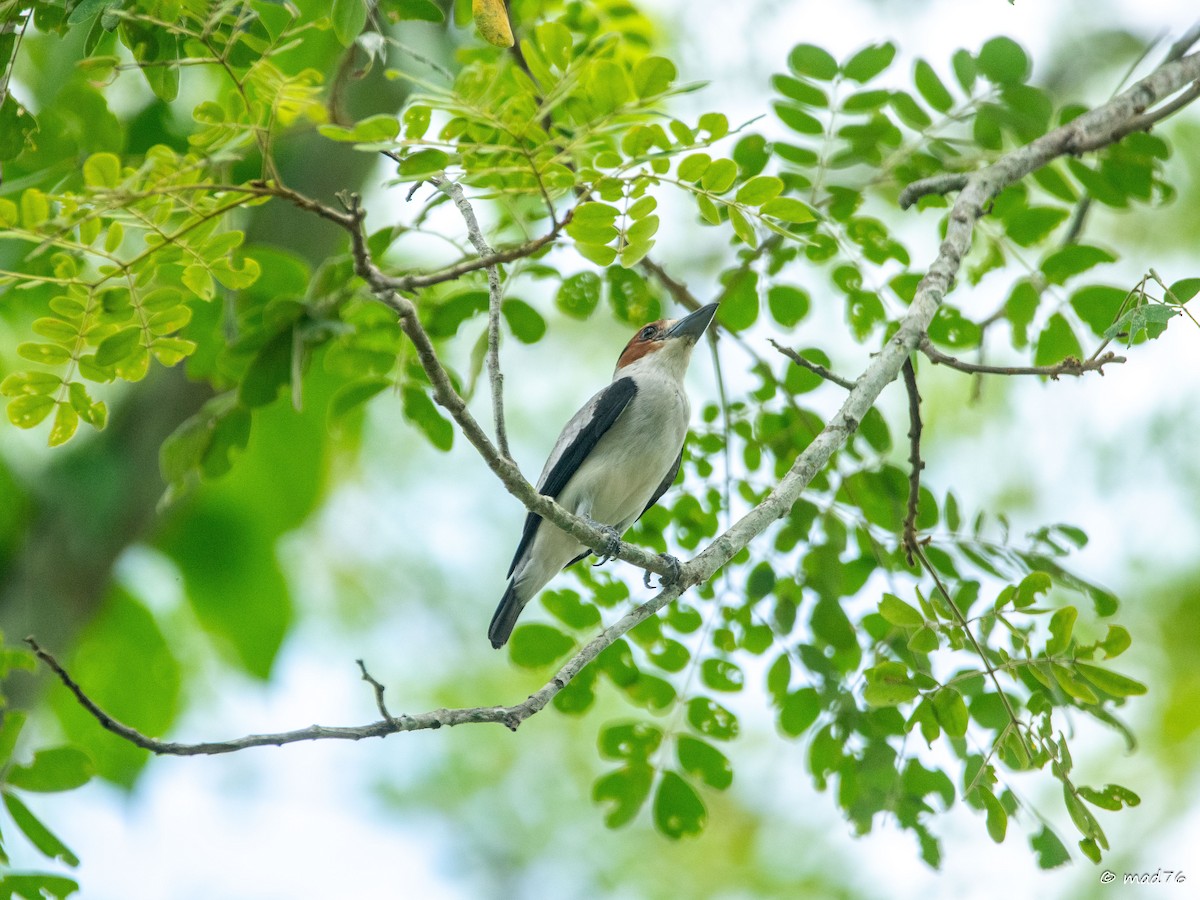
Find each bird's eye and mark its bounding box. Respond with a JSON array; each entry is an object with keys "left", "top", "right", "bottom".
[{"left": 640, "top": 325, "right": 658, "bottom": 340}]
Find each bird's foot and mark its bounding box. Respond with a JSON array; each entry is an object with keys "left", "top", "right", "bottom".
[
  {"left": 644, "top": 553, "right": 682, "bottom": 589},
  {"left": 585, "top": 517, "right": 622, "bottom": 565}
]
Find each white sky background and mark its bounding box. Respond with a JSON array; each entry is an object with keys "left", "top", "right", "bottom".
[{"left": 17, "top": 1, "right": 1200, "bottom": 897}]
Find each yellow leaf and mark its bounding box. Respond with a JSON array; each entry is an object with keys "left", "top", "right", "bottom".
[{"left": 472, "top": 0, "right": 513, "bottom": 47}]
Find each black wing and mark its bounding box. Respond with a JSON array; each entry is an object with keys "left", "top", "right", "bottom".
[
  {"left": 507, "top": 377, "right": 638, "bottom": 578},
  {"left": 638, "top": 447, "right": 682, "bottom": 520}
]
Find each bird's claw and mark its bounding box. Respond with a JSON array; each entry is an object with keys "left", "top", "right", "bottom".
[
  {"left": 586, "top": 518, "right": 621, "bottom": 566},
  {"left": 645, "top": 553, "right": 682, "bottom": 589}
]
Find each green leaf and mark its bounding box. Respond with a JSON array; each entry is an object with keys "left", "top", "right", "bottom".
[
  {"left": 716, "top": 270, "right": 758, "bottom": 331},
  {"left": 775, "top": 103, "right": 823, "bottom": 135},
  {"left": 1031, "top": 825, "right": 1071, "bottom": 869},
  {"left": 843, "top": 42, "right": 896, "bottom": 83},
  {"left": 686, "top": 696, "right": 739, "bottom": 740},
  {"left": 695, "top": 195, "right": 722, "bottom": 226},
  {"left": 318, "top": 114, "right": 400, "bottom": 143},
  {"left": 598, "top": 722, "right": 662, "bottom": 761},
  {"left": 556, "top": 272, "right": 602, "bottom": 320},
  {"left": 700, "top": 658, "right": 744, "bottom": 692},
  {"left": 932, "top": 688, "right": 968, "bottom": 737},
  {"left": 48, "top": 402, "right": 79, "bottom": 447},
  {"left": 7, "top": 747, "right": 94, "bottom": 793},
  {"left": 698, "top": 112, "right": 729, "bottom": 139},
  {"left": 332, "top": 0, "right": 368, "bottom": 45},
  {"left": 0, "top": 711, "right": 27, "bottom": 765},
  {"left": 772, "top": 75, "right": 827, "bottom": 107},
  {"left": 1052, "top": 663, "right": 1098, "bottom": 704},
  {"left": 7, "top": 394, "right": 56, "bottom": 429},
  {"left": 608, "top": 267, "right": 659, "bottom": 324},
  {"left": 913, "top": 60, "right": 954, "bottom": 112},
  {"left": 1077, "top": 783, "right": 1140, "bottom": 811},
  {"left": 330, "top": 377, "right": 391, "bottom": 420},
  {"left": 542, "top": 590, "right": 601, "bottom": 630},
  {"left": 1063, "top": 784, "right": 1104, "bottom": 841},
  {"left": 593, "top": 763, "right": 653, "bottom": 828},
  {"left": 735, "top": 176, "right": 785, "bottom": 205},
  {"left": 509, "top": 624, "right": 574, "bottom": 668},
  {"left": 17, "top": 342, "right": 71, "bottom": 366},
  {"left": 1070, "top": 285, "right": 1129, "bottom": 337},
  {"left": 1005, "top": 207, "right": 1069, "bottom": 246},
  {"left": 977, "top": 36, "right": 1029, "bottom": 85},
  {"left": 982, "top": 789, "right": 1008, "bottom": 842},
  {"left": 788, "top": 44, "right": 838, "bottom": 80},
  {"left": 760, "top": 197, "right": 814, "bottom": 223},
  {"left": 676, "top": 153, "right": 711, "bottom": 184},
  {"left": 182, "top": 264, "right": 215, "bottom": 300},
  {"left": 401, "top": 385, "right": 453, "bottom": 451},
  {"left": 0, "top": 93, "right": 35, "bottom": 163},
  {"left": 654, "top": 771, "right": 706, "bottom": 839},
  {"left": 82, "top": 152, "right": 121, "bottom": 188},
  {"left": 1074, "top": 662, "right": 1147, "bottom": 697},
  {"left": 766, "top": 285, "right": 810, "bottom": 328},
  {"left": 907, "top": 626, "right": 939, "bottom": 654},
  {"left": 1015, "top": 572, "right": 1051, "bottom": 608},
  {"left": 588, "top": 60, "right": 632, "bottom": 113},
  {"left": 632, "top": 56, "right": 676, "bottom": 98},
  {"left": 879, "top": 593, "right": 924, "bottom": 627},
  {"left": 727, "top": 207, "right": 757, "bottom": 248},
  {"left": 1099, "top": 624, "right": 1132, "bottom": 660},
  {"left": 399, "top": 148, "right": 449, "bottom": 177},
  {"left": 1167, "top": 278, "right": 1200, "bottom": 303},
  {"left": 95, "top": 326, "right": 143, "bottom": 366},
  {"left": 1046, "top": 606, "right": 1077, "bottom": 656},
  {"left": 864, "top": 662, "right": 919, "bottom": 706},
  {"left": 3, "top": 791, "right": 79, "bottom": 866},
  {"left": 1034, "top": 314, "right": 1083, "bottom": 367},
  {"left": 677, "top": 736, "right": 732, "bottom": 790},
  {"left": 1040, "top": 245, "right": 1115, "bottom": 285},
  {"left": 1103, "top": 303, "right": 1179, "bottom": 343},
  {"left": 386, "top": 0, "right": 444, "bottom": 22},
  {"left": 239, "top": 330, "right": 293, "bottom": 408},
  {"left": 501, "top": 299, "right": 546, "bottom": 344},
  {"left": 778, "top": 687, "right": 819, "bottom": 736},
  {"left": 700, "top": 159, "right": 738, "bottom": 193}
]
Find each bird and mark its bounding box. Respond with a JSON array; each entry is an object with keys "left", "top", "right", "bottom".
[{"left": 489, "top": 302, "right": 719, "bottom": 649}]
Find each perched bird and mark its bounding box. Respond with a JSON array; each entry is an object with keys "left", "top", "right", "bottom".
[{"left": 489, "top": 303, "right": 719, "bottom": 649}]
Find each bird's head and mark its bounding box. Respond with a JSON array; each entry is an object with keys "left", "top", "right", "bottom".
[{"left": 613, "top": 303, "right": 719, "bottom": 379}]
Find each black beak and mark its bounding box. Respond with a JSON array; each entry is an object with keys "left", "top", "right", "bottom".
[{"left": 665, "top": 303, "right": 718, "bottom": 342}]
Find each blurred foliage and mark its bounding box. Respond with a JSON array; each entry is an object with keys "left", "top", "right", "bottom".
[{"left": 0, "top": 0, "right": 1197, "bottom": 894}]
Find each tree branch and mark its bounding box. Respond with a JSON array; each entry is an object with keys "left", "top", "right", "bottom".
[
  {"left": 897, "top": 173, "right": 969, "bottom": 210},
  {"left": 768, "top": 338, "right": 856, "bottom": 390},
  {"left": 334, "top": 192, "right": 680, "bottom": 584},
  {"left": 38, "top": 48, "right": 1200, "bottom": 753},
  {"left": 900, "top": 358, "right": 924, "bottom": 565},
  {"left": 429, "top": 176, "right": 511, "bottom": 459},
  {"left": 919, "top": 337, "right": 1125, "bottom": 379},
  {"left": 28, "top": 584, "right": 684, "bottom": 754},
  {"left": 686, "top": 48, "right": 1200, "bottom": 587}
]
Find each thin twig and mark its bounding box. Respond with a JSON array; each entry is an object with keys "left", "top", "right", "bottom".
[
  {"left": 430, "top": 175, "right": 511, "bottom": 459},
  {"left": 768, "top": 339, "right": 856, "bottom": 391},
  {"left": 28, "top": 583, "right": 683, "bottom": 754},
  {"left": 920, "top": 336, "right": 1125, "bottom": 379},
  {"left": 356, "top": 659, "right": 399, "bottom": 727},
  {"left": 900, "top": 358, "right": 924, "bottom": 565},
  {"left": 908, "top": 546, "right": 1032, "bottom": 758}
]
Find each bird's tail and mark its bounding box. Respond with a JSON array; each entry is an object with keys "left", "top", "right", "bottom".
[{"left": 488, "top": 582, "right": 524, "bottom": 649}]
